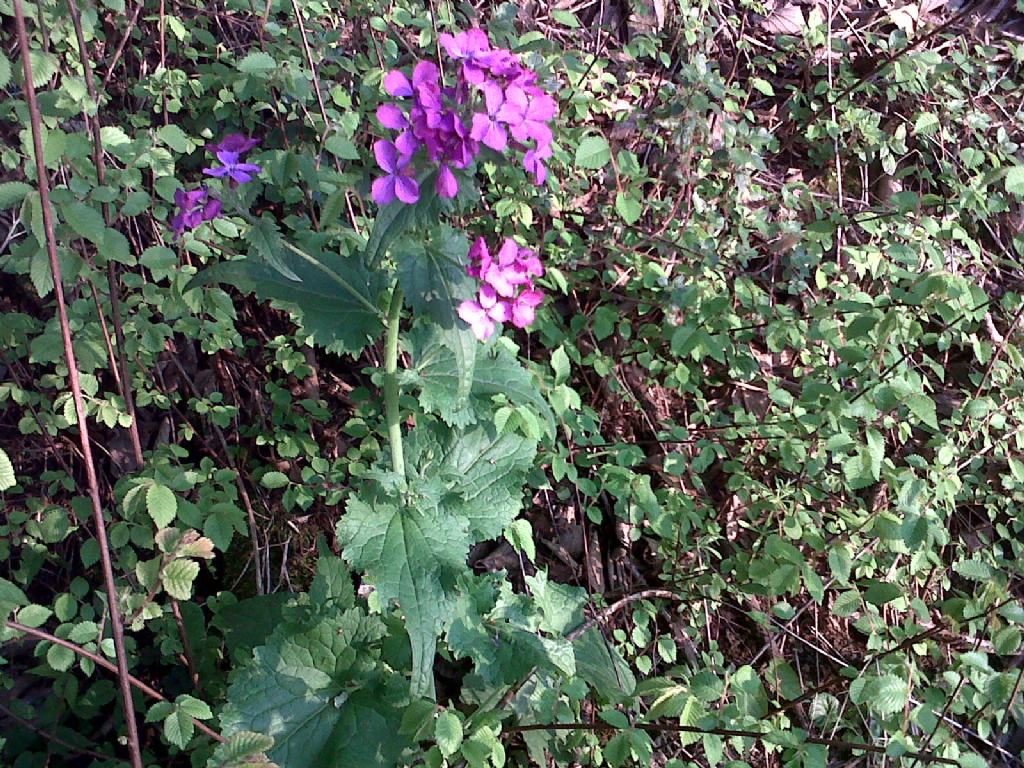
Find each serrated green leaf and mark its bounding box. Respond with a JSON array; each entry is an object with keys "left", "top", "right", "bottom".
[
  {"left": 211, "top": 731, "right": 277, "bottom": 766},
  {"left": 156, "top": 124, "right": 191, "bottom": 153},
  {"left": 0, "top": 55, "right": 10, "bottom": 89},
  {"left": 162, "top": 558, "right": 200, "bottom": 599},
  {"left": 16, "top": 604, "right": 52, "bottom": 628},
  {"left": 62, "top": 201, "right": 107, "bottom": 246},
  {"left": 1005, "top": 165, "right": 1024, "bottom": 197},
  {"left": 0, "top": 577, "right": 29, "bottom": 608},
  {"left": 177, "top": 694, "right": 213, "bottom": 720},
  {"left": 434, "top": 711, "right": 463, "bottom": 757},
  {"left": 237, "top": 51, "right": 277, "bottom": 74},
  {"left": 221, "top": 559, "right": 407, "bottom": 768},
  {"left": 0, "top": 181, "right": 31, "bottom": 210},
  {"left": 574, "top": 135, "right": 611, "bottom": 169},
  {"left": 408, "top": 323, "right": 478, "bottom": 427},
  {"left": 504, "top": 519, "right": 536, "bottom": 562},
  {"left": 905, "top": 393, "right": 938, "bottom": 430},
  {"left": 864, "top": 581, "right": 902, "bottom": 606},
  {"left": 188, "top": 246, "right": 384, "bottom": 356},
  {"left": 337, "top": 491, "right": 469, "bottom": 698},
  {"left": 407, "top": 422, "right": 536, "bottom": 541},
  {"left": 0, "top": 448, "right": 15, "bottom": 491},
  {"left": 324, "top": 135, "right": 359, "bottom": 160},
  {"left": 164, "top": 708, "right": 194, "bottom": 748},
  {"left": 146, "top": 483, "right": 177, "bottom": 528},
  {"left": 614, "top": 192, "right": 642, "bottom": 224},
  {"left": 869, "top": 674, "right": 908, "bottom": 717},
  {"left": 953, "top": 558, "right": 992, "bottom": 581},
  {"left": 261, "top": 471, "right": 290, "bottom": 490},
  {"left": 47, "top": 642, "right": 75, "bottom": 672}
]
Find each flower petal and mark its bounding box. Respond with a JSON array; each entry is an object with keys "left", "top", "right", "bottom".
[
  {"left": 383, "top": 70, "right": 413, "bottom": 97},
  {"left": 373, "top": 139, "right": 399, "bottom": 173},
  {"left": 377, "top": 104, "right": 409, "bottom": 131},
  {"left": 394, "top": 175, "right": 420, "bottom": 204},
  {"left": 371, "top": 176, "right": 397, "bottom": 205},
  {"left": 435, "top": 164, "right": 458, "bottom": 198}
]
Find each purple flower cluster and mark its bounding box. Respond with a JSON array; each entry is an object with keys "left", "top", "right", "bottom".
[
  {"left": 171, "top": 134, "right": 260, "bottom": 239},
  {"left": 457, "top": 237, "right": 544, "bottom": 340},
  {"left": 170, "top": 187, "right": 221, "bottom": 239},
  {"left": 372, "top": 28, "right": 557, "bottom": 205},
  {"left": 204, "top": 134, "right": 262, "bottom": 184}
]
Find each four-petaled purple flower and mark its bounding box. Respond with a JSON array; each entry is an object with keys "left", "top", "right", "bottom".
[
  {"left": 204, "top": 134, "right": 262, "bottom": 185},
  {"left": 171, "top": 186, "right": 222, "bottom": 239},
  {"left": 458, "top": 236, "right": 545, "bottom": 340},
  {"left": 371, "top": 140, "right": 420, "bottom": 205},
  {"left": 373, "top": 26, "right": 558, "bottom": 206},
  {"left": 204, "top": 151, "right": 262, "bottom": 185},
  {"left": 170, "top": 134, "right": 262, "bottom": 239}
]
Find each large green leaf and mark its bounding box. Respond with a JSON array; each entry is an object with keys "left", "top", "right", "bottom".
[
  {"left": 406, "top": 422, "right": 536, "bottom": 541},
  {"left": 220, "top": 557, "right": 407, "bottom": 768},
  {"left": 396, "top": 228, "right": 474, "bottom": 327},
  {"left": 408, "top": 337, "right": 554, "bottom": 436},
  {"left": 336, "top": 490, "right": 469, "bottom": 698},
  {"left": 406, "top": 323, "right": 478, "bottom": 427},
  {"left": 188, "top": 247, "right": 384, "bottom": 356}
]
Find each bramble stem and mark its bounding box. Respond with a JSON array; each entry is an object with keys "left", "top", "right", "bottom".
[{"left": 384, "top": 286, "right": 405, "bottom": 478}]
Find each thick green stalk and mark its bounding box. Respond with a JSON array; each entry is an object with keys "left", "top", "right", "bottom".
[{"left": 384, "top": 286, "right": 405, "bottom": 478}]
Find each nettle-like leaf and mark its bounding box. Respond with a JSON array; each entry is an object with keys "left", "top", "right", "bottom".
[
  {"left": 221, "top": 556, "right": 408, "bottom": 768},
  {"left": 363, "top": 172, "right": 440, "bottom": 269},
  {"left": 408, "top": 332, "right": 555, "bottom": 435},
  {"left": 406, "top": 422, "right": 537, "bottom": 541},
  {"left": 337, "top": 485, "right": 469, "bottom": 698},
  {"left": 188, "top": 245, "right": 385, "bottom": 356},
  {"left": 406, "top": 323, "right": 478, "bottom": 427}
]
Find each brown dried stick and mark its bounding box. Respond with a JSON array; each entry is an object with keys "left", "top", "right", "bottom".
[{"left": 11, "top": 3, "right": 144, "bottom": 765}]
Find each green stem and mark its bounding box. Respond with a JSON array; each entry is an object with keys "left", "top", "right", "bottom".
[{"left": 384, "top": 285, "right": 405, "bottom": 478}]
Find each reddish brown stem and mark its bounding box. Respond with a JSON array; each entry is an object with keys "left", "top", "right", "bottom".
[{"left": 11, "top": 4, "right": 144, "bottom": 766}]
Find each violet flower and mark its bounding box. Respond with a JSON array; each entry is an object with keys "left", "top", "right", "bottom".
[
  {"left": 170, "top": 187, "right": 221, "bottom": 239},
  {"left": 209, "top": 134, "right": 259, "bottom": 155},
  {"left": 371, "top": 139, "right": 419, "bottom": 205},
  {"left": 372, "top": 26, "right": 557, "bottom": 206},
  {"left": 458, "top": 236, "right": 545, "bottom": 340},
  {"left": 204, "top": 150, "right": 263, "bottom": 184}
]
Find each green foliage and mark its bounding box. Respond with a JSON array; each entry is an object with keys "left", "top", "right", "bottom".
[{"left": 3, "top": 2, "right": 1024, "bottom": 768}]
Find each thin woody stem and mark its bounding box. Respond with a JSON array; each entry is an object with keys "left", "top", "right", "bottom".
[{"left": 11, "top": 4, "right": 144, "bottom": 765}]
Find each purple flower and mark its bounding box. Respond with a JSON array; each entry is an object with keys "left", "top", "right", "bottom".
[
  {"left": 373, "top": 26, "right": 557, "bottom": 205},
  {"left": 439, "top": 28, "right": 494, "bottom": 84},
  {"left": 511, "top": 289, "right": 544, "bottom": 328},
  {"left": 470, "top": 82, "right": 509, "bottom": 152},
  {"left": 204, "top": 150, "right": 262, "bottom": 184},
  {"left": 458, "top": 298, "right": 497, "bottom": 341},
  {"left": 170, "top": 187, "right": 221, "bottom": 239},
  {"left": 209, "top": 133, "right": 259, "bottom": 155},
  {"left": 371, "top": 139, "right": 419, "bottom": 205},
  {"left": 459, "top": 236, "right": 545, "bottom": 340}
]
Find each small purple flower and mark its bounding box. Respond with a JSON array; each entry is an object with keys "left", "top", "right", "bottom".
[
  {"left": 204, "top": 150, "right": 262, "bottom": 184},
  {"left": 511, "top": 289, "right": 544, "bottom": 328},
  {"left": 459, "top": 236, "right": 545, "bottom": 340},
  {"left": 457, "top": 298, "right": 497, "bottom": 341},
  {"left": 371, "top": 139, "right": 419, "bottom": 205},
  {"left": 209, "top": 133, "right": 259, "bottom": 155},
  {"left": 470, "top": 82, "right": 509, "bottom": 152},
  {"left": 439, "top": 28, "right": 494, "bottom": 84},
  {"left": 170, "top": 186, "right": 221, "bottom": 239}
]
